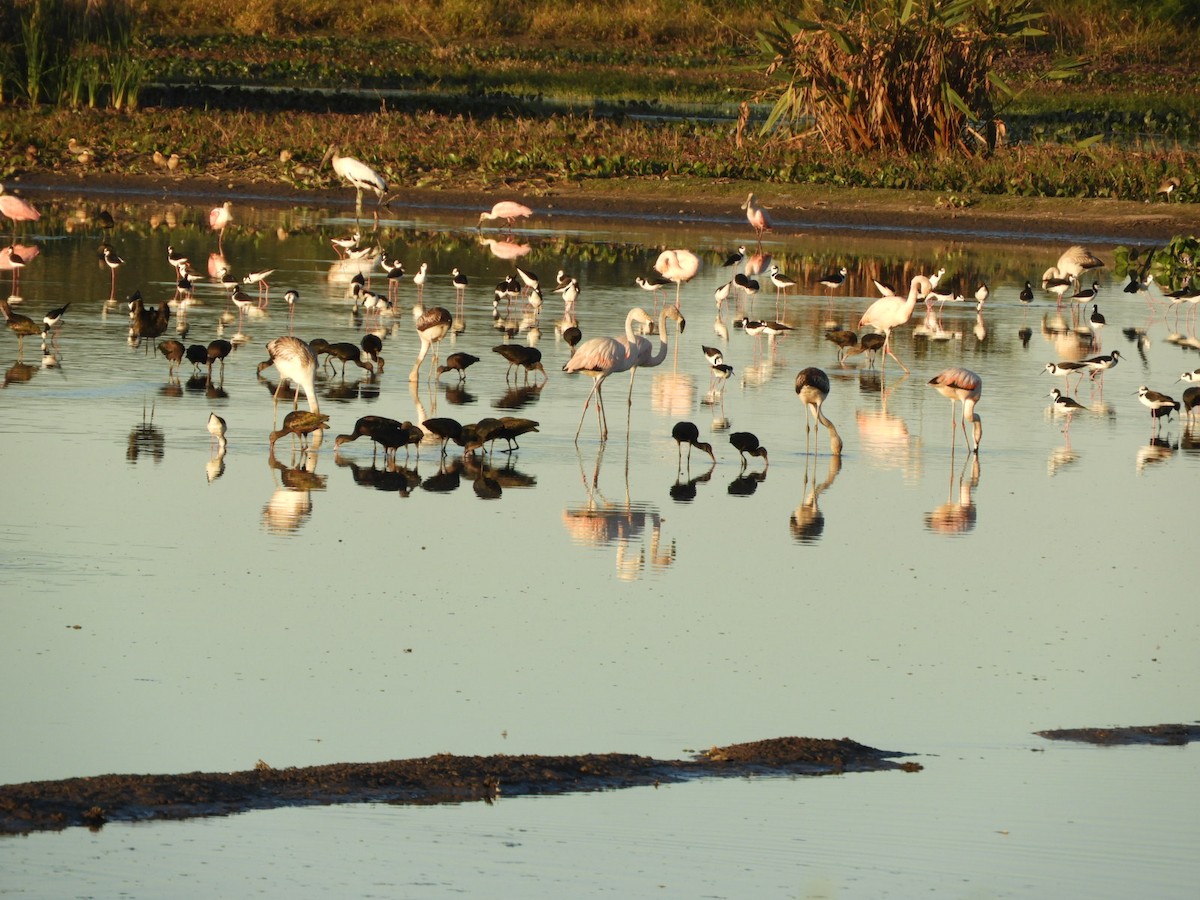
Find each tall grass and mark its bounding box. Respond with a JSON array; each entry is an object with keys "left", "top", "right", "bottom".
[{"left": 0, "top": 0, "right": 146, "bottom": 109}]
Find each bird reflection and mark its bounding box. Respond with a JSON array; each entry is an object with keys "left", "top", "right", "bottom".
[
  {"left": 670, "top": 462, "right": 714, "bottom": 502},
  {"left": 3, "top": 359, "right": 36, "bottom": 388},
  {"left": 206, "top": 448, "right": 227, "bottom": 483},
  {"left": 420, "top": 458, "right": 465, "bottom": 493},
  {"left": 563, "top": 444, "right": 674, "bottom": 580},
  {"left": 789, "top": 454, "right": 842, "bottom": 543},
  {"left": 1136, "top": 437, "right": 1176, "bottom": 474},
  {"left": 728, "top": 468, "right": 767, "bottom": 496},
  {"left": 924, "top": 453, "right": 980, "bottom": 536},
  {"left": 263, "top": 450, "right": 325, "bottom": 534},
  {"left": 493, "top": 382, "right": 544, "bottom": 410},
  {"left": 126, "top": 405, "right": 165, "bottom": 464}
]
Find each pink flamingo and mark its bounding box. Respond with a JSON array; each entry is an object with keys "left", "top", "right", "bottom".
[
  {"left": 928, "top": 367, "right": 983, "bottom": 453},
  {"left": 858, "top": 275, "right": 924, "bottom": 373},
  {"left": 563, "top": 307, "right": 654, "bottom": 441},
  {"left": 628, "top": 304, "right": 685, "bottom": 403}
]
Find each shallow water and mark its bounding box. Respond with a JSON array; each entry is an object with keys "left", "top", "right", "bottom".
[{"left": 1, "top": 193, "right": 1197, "bottom": 897}]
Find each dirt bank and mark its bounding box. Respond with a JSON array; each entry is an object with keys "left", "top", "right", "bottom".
[
  {"left": 0, "top": 737, "right": 919, "bottom": 835},
  {"left": 12, "top": 172, "right": 1199, "bottom": 244}
]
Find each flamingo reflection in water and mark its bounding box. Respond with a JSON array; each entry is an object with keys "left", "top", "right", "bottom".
[
  {"left": 925, "top": 454, "right": 980, "bottom": 536},
  {"left": 789, "top": 454, "right": 842, "bottom": 544},
  {"left": 563, "top": 444, "right": 675, "bottom": 581}
]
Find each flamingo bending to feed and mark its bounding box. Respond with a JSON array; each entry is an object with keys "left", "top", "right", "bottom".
[
  {"left": 409, "top": 304, "right": 453, "bottom": 382},
  {"left": 857, "top": 275, "right": 924, "bottom": 373},
  {"left": 928, "top": 367, "right": 983, "bottom": 453},
  {"left": 562, "top": 306, "right": 654, "bottom": 441},
  {"left": 795, "top": 367, "right": 843, "bottom": 456},
  {"left": 627, "top": 304, "right": 686, "bottom": 402},
  {"left": 478, "top": 201, "right": 533, "bottom": 230},
  {"left": 257, "top": 336, "right": 320, "bottom": 413}
]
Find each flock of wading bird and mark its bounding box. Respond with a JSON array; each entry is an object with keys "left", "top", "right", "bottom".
[{"left": 3, "top": 174, "right": 1198, "bottom": 475}]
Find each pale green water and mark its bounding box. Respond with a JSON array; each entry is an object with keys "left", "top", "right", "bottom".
[{"left": 0, "top": 192, "right": 1197, "bottom": 897}]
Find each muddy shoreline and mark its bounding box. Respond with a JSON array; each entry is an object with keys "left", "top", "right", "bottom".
[
  {"left": 11, "top": 172, "right": 1199, "bottom": 244},
  {"left": 0, "top": 737, "right": 918, "bottom": 835}
]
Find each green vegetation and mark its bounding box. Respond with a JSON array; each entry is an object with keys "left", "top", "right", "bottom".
[{"left": 0, "top": 0, "right": 1196, "bottom": 203}]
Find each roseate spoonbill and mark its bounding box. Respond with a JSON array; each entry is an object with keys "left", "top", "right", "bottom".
[
  {"left": 478, "top": 200, "right": 532, "bottom": 230},
  {"left": 209, "top": 201, "right": 233, "bottom": 251},
  {"left": 729, "top": 431, "right": 768, "bottom": 469},
  {"left": 562, "top": 307, "right": 654, "bottom": 441},
  {"left": 322, "top": 146, "right": 387, "bottom": 213},
  {"left": 928, "top": 367, "right": 983, "bottom": 453},
  {"left": 671, "top": 421, "right": 715, "bottom": 467},
  {"left": 207, "top": 412, "right": 228, "bottom": 452},
  {"left": 654, "top": 249, "right": 700, "bottom": 307},
  {"left": 795, "top": 367, "right": 843, "bottom": 456},
  {"left": 409, "top": 305, "right": 453, "bottom": 381},
  {"left": 269, "top": 410, "right": 330, "bottom": 452},
  {"left": 741, "top": 193, "right": 771, "bottom": 243},
  {"left": 857, "top": 275, "right": 924, "bottom": 373},
  {"left": 257, "top": 336, "right": 320, "bottom": 413},
  {"left": 0, "top": 185, "right": 39, "bottom": 244}
]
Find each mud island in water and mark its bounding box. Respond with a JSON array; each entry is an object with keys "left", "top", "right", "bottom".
[
  {"left": 1036, "top": 723, "right": 1200, "bottom": 746},
  {"left": 0, "top": 736, "right": 920, "bottom": 835}
]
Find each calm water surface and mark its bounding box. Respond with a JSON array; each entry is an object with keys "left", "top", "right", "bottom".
[{"left": 1, "top": 192, "right": 1197, "bottom": 897}]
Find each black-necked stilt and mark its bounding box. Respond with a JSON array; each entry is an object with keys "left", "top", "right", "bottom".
[
  {"left": 330, "top": 229, "right": 361, "bottom": 259},
  {"left": 555, "top": 277, "right": 580, "bottom": 308},
  {"left": 818, "top": 266, "right": 848, "bottom": 293},
  {"left": 41, "top": 302, "right": 68, "bottom": 334},
  {"left": 709, "top": 362, "right": 734, "bottom": 395},
  {"left": 1070, "top": 281, "right": 1100, "bottom": 305},
  {"left": 1020, "top": 281, "right": 1034, "bottom": 304},
  {"left": 974, "top": 283, "right": 990, "bottom": 304},
  {"left": 101, "top": 245, "right": 123, "bottom": 298},
  {"left": 1080, "top": 350, "right": 1120, "bottom": 379},
  {"left": 795, "top": 366, "right": 843, "bottom": 455},
  {"left": 1048, "top": 388, "right": 1086, "bottom": 432},
  {"left": 929, "top": 367, "right": 983, "bottom": 453},
  {"left": 243, "top": 268, "right": 275, "bottom": 306},
  {"left": 1043, "top": 360, "right": 1089, "bottom": 379},
  {"left": 1179, "top": 369, "right": 1200, "bottom": 384},
  {"left": 702, "top": 345, "right": 724, "bottom": 366},
  {"left": 1088, "top": 304, "right": 1106, "bottom": 342},
  {"left": 721, "top": 246, "right": 746, "bottom": 268},
  {"left": 672, "top": 421, "right": 715, "bottom": 468},
  {"left": 1137, "top": 386, "right": 1180, "bottom": 430},
  {"left": 713, "top": 279, "right": 732, "bottom": 310},
  {"left": 729, "top": 431, "right": 768, "bottom": 469}
]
